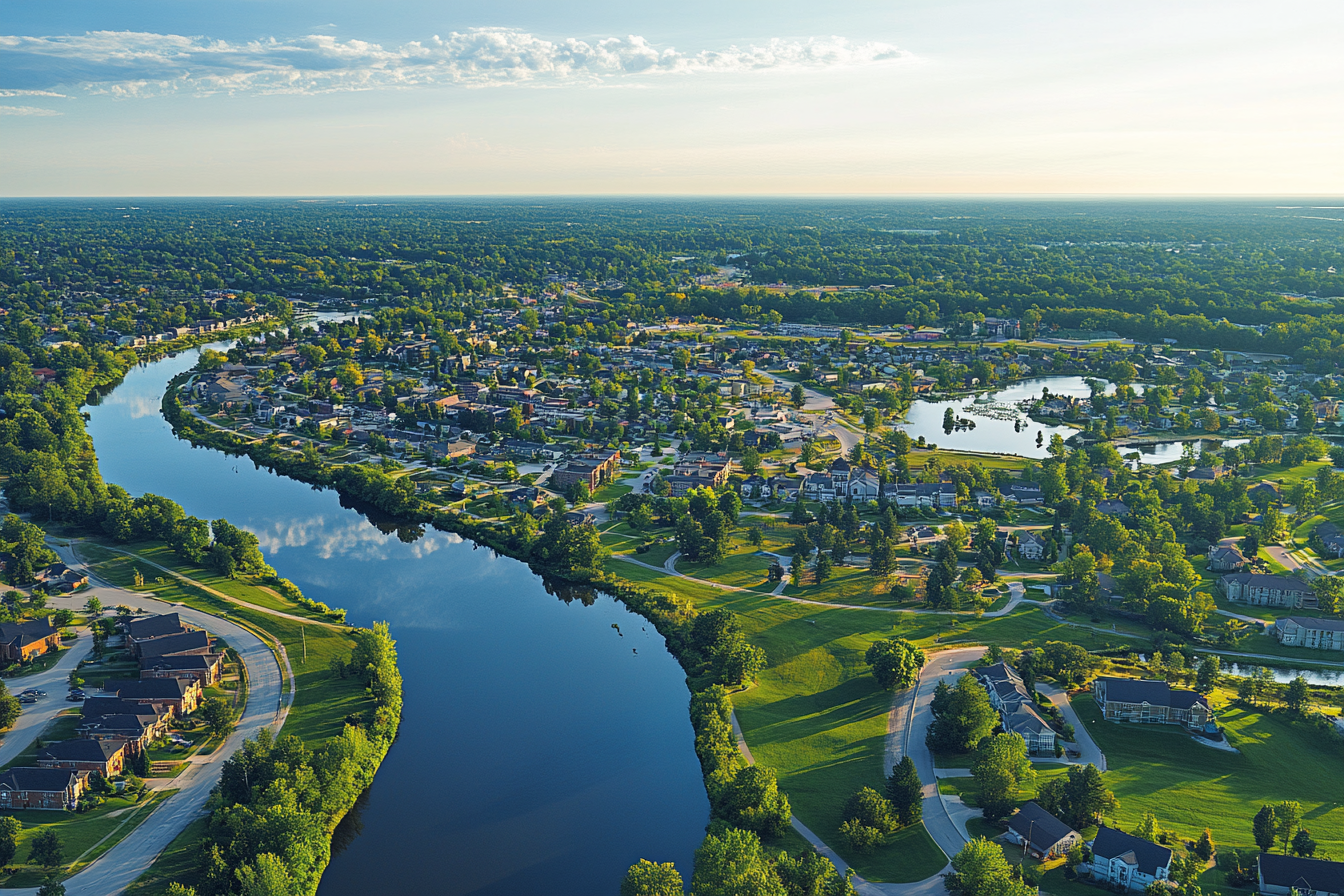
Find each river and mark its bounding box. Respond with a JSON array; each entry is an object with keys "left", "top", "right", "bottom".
[{"left": 84, "top": 347, "right": 708, "bottom": 895}]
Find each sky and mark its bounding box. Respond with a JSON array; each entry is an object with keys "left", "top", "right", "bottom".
[{"left": 1, "top": 0, "right": 1342, "bottom": 196}]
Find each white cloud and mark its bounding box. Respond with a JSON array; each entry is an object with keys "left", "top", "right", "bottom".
[
  {"left": 0, "top": 89, "right": 66, "bottom": 97},
  {"left": 0, "top": 104, "right": 60, "bottom": 115},
  {"left": 0, "top": 28, "right": 909, "bottom": 96}
]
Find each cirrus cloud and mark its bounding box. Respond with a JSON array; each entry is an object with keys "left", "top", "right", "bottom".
[{"left": 0, "top": 28, "right": 910, "bottom": 96}]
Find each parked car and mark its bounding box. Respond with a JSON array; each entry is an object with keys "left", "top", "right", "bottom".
[
  {"left": 66, "top": 693, "right": 84, "bottom": 702},
  {"left": 18, "top": 695, "right": 36, "bottom": 705}
]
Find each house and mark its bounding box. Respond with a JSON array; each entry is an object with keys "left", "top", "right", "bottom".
[
  {"left": 972, "top": 663, "right": 1056, "bottom": 754},
  {"left": 77, "top": 706, "right": 167, "bottom": 753},
  {"left": 140, "top": 652, "right": 226, "bottom": 685},
  {"left": 550, "top": 449, "right": 622, "bottom": 494},
  {"left": 37, "top": 739, "right": 126, "bottom": 778},
  {"left": 1220, "top": 573, "right": 1316, "bottom": 609},
  {"left": 132, "top": 629, "right": 213, "bottom": 660},
  {"left": 0, "top": 767, "right": 87, "bottom": 811},
  {"left": 1007, "top": 483, "right": 1044, "bottom": 505},
  {"left": 1007, "top": 802, "right": 1081, "bottom": 859},
  {"left": 1096, "top": 500, "right": 1131, "bottom": 518},
  {"left": 889, "top": 482, "right": 956, "bottom": 508},
  {"left": 0, "top": 618, "right": 63, "bottom": 663},
  {"left": 1089, "top": 826, "right": 1173, "bottom": 892},
  {"left": 972, "top": 489, "right": 998, "bottom": 509},
  {"left": 1207, "top": 545, "right": 1246, "bottom": 572},
  {"left": 1092, "top": 677, "right": 1213, "bottom": 730},
  {"left": 1258, "top": 853, "right": 1344, "bottom": 896},
  {"left": 1275, "top": 616, "right": 1344, "bottom": 651},
  {"left": 100, "top": 677, "right": 203, "bottom": 716},
  {"left": 1313, "top": 522, "right": 1344, "bottom": 559},
  {"left": 35, "top": 562, "right": 88, "bottom": 593},
  {"left": 1016, "top": 530, "right": 1048, "bottom": 561},
  {"left": 125, "top": 613, "right": 191, "bottom": 647},
  {"left": 1187, "top": 464, "right": 1227, "bottom": 481}
]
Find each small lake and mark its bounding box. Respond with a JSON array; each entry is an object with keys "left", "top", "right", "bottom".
[
  {"left": 85, "top": 347, "right": 708, "bottom": 895},
  {"left": 897, "top": 376, "right": 1227, "bottom": 464},
  {"left": 1221, "top": 662, "right": 1344, "bottom": 688}
]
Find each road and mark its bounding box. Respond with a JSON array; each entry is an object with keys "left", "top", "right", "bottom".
[
  {"left": 16, "top": 543, "right": 291, "bottom": 896},
  {"left": 0, "top": 638, "right": 92, "bottom": 769}
]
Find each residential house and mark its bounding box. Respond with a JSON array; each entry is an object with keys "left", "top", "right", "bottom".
[
  {"left": 37, "top": 739, "right": 126, "bottom": 778},
  {"left": 1258, "top": 853, "right": 1344, "bottom": 896},
  {"left": 132, "top": 629, "right": 213, "bottom": 661},
  {"left": 1275, "top": 616, "right": 1344, "bottom": 652},
  {"left": 140, "top": 652, "right": 226, "bottom": 685},
  {"left": 0, "top": 618, "right": 63, "bottom": 663},
  {"left": 972, "top": 489, "right": 998, "bottom": 509},
  {"left": 1206, "top": 546, "right": 1246, "bottom": 572},
  {"left": 1006, "top": 802, "right": 1081, "bottom": 859},
  {"left": 100, "top": 677, "right": 203, "bottom": 716},
  {"left": 1089, "top": 826, "right": 1173, "bottom": 892},
  {"left": 1092, "top": 677, "right": 1213, "bottom": 730},
  {"left": 1015, "top": 530, "right": 1048, "bottom": 561},
  {"left": 1313, "top": 522, "right": 1344, "bottom": 559},
  {"left": 888, "top": 482, "right": 957, "bottom": 508},
  {"left": 125, "top": 613, "right": 191, "bottom": 648},
  {"left": 1096, "top": 500, "right": 1131, "bottom": 518},
  {"left": 0, "top": 767, "right": 87, "bottom": 811},
  {"left": 550, "top": 449, "right": 622, "bottom": 494},
  {"left": 1220, "top": 573, "right": 1316, "bottom": 609},
  {"left": 35, "top": 563, "right": 88, "bottom": 593},
  {"left": 972, "top": 662, "right": 1057, "bottom": 754},
  {"left": 1007, "top": 483, "right": 1044, "bottom": 505}
]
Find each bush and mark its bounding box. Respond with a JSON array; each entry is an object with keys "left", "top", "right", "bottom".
[{"left": 839, "top": 819, "right": 884, "bottom": 854}]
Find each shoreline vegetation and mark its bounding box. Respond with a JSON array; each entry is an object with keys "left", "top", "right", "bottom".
[{"left": 0, "top": 318, "right": 403, "bottom": 896}]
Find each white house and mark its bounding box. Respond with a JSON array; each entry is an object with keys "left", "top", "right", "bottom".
[{"left": 1089, "top": 826, "right": 1172, "bottom": 892}]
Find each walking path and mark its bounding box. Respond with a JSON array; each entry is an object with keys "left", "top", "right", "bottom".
[
  {"left": 1036, "top": 682, "right": 1106, "bottom": 771},
  {"left": 8, "top": 543, "right": 293, "bottom": 896},
  {"left": 614, "top": 552, "right": 1033, "bottom": 618}
]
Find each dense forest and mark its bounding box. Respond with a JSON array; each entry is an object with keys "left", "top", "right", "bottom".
[{"left": 3, "top": 198, "right": 1343, "bottom": 363}]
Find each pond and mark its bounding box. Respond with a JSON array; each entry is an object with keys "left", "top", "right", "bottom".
[{"left": 84, "top": 347, "right": 708, "bottom": 895}]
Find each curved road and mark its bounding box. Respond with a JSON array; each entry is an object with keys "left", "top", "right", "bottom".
[{"left": 16, "top": 544, "right": 290, "bottom": 896}]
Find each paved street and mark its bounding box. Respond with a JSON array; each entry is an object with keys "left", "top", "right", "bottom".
[
  {"left": 1036, "top": 681, "right": 1106, "bottom": 770},
  {"left": 8, "top": 543, "right": 291, "bottom": 896},
  {"left": 0, "top": 639, "right": 92, "bottom": 769}
]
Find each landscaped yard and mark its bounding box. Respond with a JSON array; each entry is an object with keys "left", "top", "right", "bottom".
[{"left": 1071, "top": 692, "right": 1344, "bottom": 856}]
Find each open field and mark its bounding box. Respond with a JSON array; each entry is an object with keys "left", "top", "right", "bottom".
[{"left": 1071, "top": 692, "right": 1344, "bottom": 855}]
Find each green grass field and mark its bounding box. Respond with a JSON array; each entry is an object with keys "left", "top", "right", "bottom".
[{"left": 1072, "top": 692, "right": 1344, "bottom": 855}]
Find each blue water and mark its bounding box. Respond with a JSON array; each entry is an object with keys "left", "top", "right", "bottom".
[{"left": 85, "top": 348, "right": 707, "bottom": 895}]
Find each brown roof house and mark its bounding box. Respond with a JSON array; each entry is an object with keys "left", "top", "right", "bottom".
[
  {"left": 0, "top": 767, "right": 87, "bottom": 810},
  {"left": 37, "top": 739, "right": 126, "bottom": 778},
  {"left": 0, "top": 618, "right": 62, "bottom": 663}
]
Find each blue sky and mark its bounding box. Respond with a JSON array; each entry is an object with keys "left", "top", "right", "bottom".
[{"left": 2, "top": 1, "right": 1342, "bottom": 195}]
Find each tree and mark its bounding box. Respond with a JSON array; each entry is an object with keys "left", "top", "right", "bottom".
[
  {"left": 1035, "top": 764, "right": 1117, "bottom": 829},
  {"left": 36, "top": 884, "right": 65, "bottom": 896},
  {"left": 0, "top": 816, "right": 19, "bottom": 866},
  {"left": 1193, "top": 829, "right": 1215, "bottom": 862},
  {"left": 690, "top": 827, "right": 787, "bottom": 896},
  {"left": 843, "top": 786, "right": 899, "bottom": 835},
  {"left": 869, "top": 532, "right": 896, "bottom": 579},
  {"left": 1283, "top": 675, "right": 1310, "bottom": 714},
  {"left": 926, "top": 674, "right": 999, "bottom": 754},
  {"left": 943, "top": 519, "right": 969, "bottom": 556},
  {"left": 199, "top": 697, "right": 235, "bottom": 738},
  {"left": 1194, "top": 655, "right": 1220, "bottom": 694},
  {"left": 1252, "top": 805, "right": 1278, "bottom": 853},
  {"left": 791, "top": 384, "right": 806, "bottom": 409},
  {"left": 972, "top": 733, "right": 1034, "bottom": 820},
  {"left": 83, "top": 596, "right": 103, "bottom": 618},
  {"left": 947, "top": 837, "right": 1036, "bottom": 896},
  {"left": 814, "top": 554, "right": 833, "bottom": 585},
  {"left": 1132, "top": 811, "right": 1161, "bottom": 843},
  {"left": 30, "top": 828, "right": 63, "bottom": 869},
  {"left": 1291, "top": 828, "right": 1317, "bottom": 858},
  {"left": 864, "top": 638, "right": 926, "bottom": 691},
  {"left": 886, "top": 756, "right": 923, "bottom": 826},
  {"left": 740, "top": 447, "right": 761, "bottom": 475},
  {"left": 720, "top": 765, "right": 792, "bottom": 836},
  {"left": 1277, "top": 801, "right": 1303, "bottom": 854},
  {"left": 622, "top": 860, "right": 685, "bottom": 896}
]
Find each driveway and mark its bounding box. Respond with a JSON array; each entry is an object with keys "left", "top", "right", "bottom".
[
  {"left": 1036, "top": 682, "right": 1106, "bottom": 771},
  {"left": 17, "top": 544, "right": 290, "bottom": 896}
]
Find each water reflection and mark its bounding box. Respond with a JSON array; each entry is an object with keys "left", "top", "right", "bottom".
[{"left": 82, "top": 344, "right": 709, "bottom": 896}]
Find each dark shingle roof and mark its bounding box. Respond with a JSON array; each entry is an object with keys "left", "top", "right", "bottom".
[
  {"left": 101, "top": 678, "right": 191, "bottom": 700},
  {"left": 136, "top": 630, "right": 211, "bottom": 658},
  {"left": 126, "top": 613, "right": 187, "bottom": 640},
  {"left": 1097, "top": 677, "right": 1209, "bottom": 712},
  {"left": 38, "top": 739, "right": 122, "bottom": 763},
  {"left": 1259, "top": 854, "right": 1344, "bottom": 894},
  {"left": 1092, "top": 826, "right": 1173, "bottom": 877},
  {"left": 0, "top": 767, "right": 79, "bottom": 794},
  {"left": 1008, "top": 802, "right": 1077, "bottom": 852}
]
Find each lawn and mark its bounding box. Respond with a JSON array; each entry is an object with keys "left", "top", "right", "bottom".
[
  {"left": 0, "top": 790, "right": 172, "bottom": 887},
  {"left": 1071, "top": 692, "right": 1344, "bottom": 855},
  {"left": 782, "top": 567, "right": 909, "bottom": 609},
  {"left": 124, "top": 815, "right": 208, "bottom": 896},
  {"left": 677, "top": 551, "right": 779, "bottom": 590}
]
